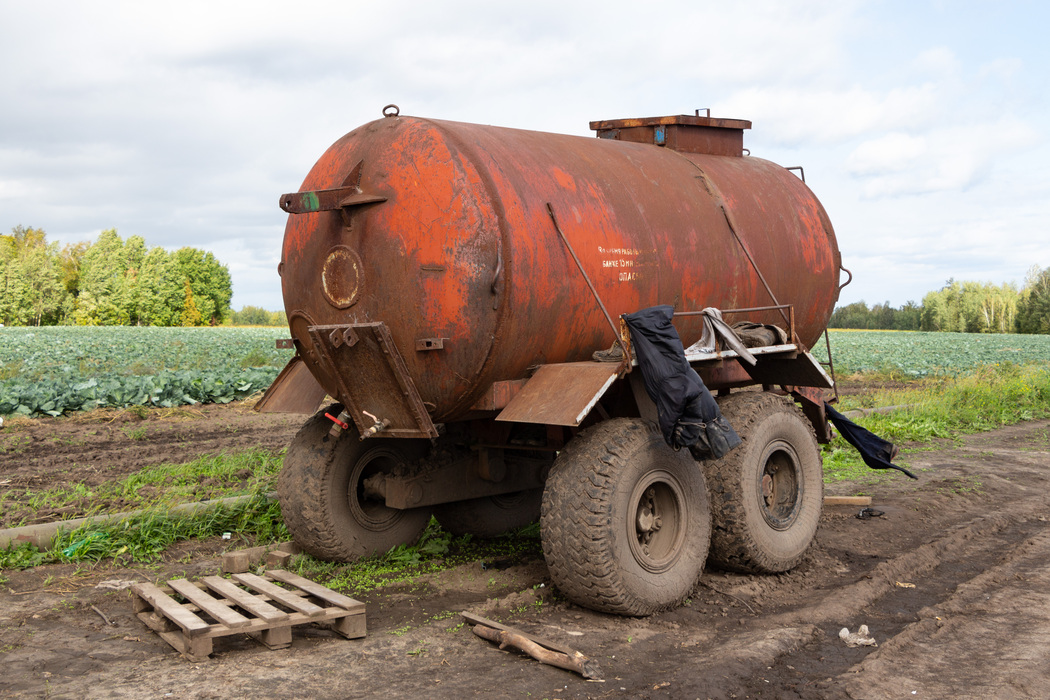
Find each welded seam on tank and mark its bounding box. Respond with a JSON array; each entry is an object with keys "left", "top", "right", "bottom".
[{"left": 423, "top": 119, "right": 510, "bottom": 420}]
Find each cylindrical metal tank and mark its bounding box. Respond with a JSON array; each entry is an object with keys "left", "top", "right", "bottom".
[{"left": 280, "top": 112, "right": 840, "bottom": 424}]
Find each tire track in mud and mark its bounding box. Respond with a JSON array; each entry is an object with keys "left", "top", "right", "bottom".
[
  {"left": 842, "top": 528, "right": 1050, "bottom": 699},
  {"left": 2, "top": 420, "right": 1049, "bottom": 699},
  {"left": 0, "top": 403, "right": 302, "bottom": 491},
  {"left": 659, "top": 430, "right": 1050, "bottom": 699}
]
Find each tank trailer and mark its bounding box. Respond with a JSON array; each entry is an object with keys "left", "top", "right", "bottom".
[{"left": 258, "top": 106, "right": 844, "bottom": 615}]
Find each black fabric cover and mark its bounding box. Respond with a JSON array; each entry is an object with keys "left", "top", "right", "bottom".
[
  {"left": 623, "top": 306, "right": 741, "bottom": 459},
  {"left": 825, "top": 402, "right": 917, "bottom": 479}
]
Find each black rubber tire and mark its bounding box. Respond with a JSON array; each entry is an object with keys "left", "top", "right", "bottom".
[
  {"left": 433, "top": 489, "right": 543, "bottom": 538},
  {"left": 540, "top": 419, "right": 711, "bottom": 616},
  {"left": 705, "top": 392, "right": 823, "bottom": 574},
  {"left": 277, "top": 405, "right": 432, "bottom": 561}
]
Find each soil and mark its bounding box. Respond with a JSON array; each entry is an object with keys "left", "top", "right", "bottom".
[{"left": 3, "top": 398, "right": 1050, "bottom": 699}]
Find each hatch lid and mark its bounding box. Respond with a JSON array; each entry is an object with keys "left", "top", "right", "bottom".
[{"left": 590, "top": 114, "right": 752, "bottom": 157}]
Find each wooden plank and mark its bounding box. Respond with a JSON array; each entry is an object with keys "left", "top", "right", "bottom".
[
  {"left": 233, "top": 573, "right": 326, "bottom": 617},
  {"left": 201, "top": 576, "right": 288, "bottom": 623},
  {"left": 824, "top": 496, "right": 872, "bottom": 506},
  {"left": 169, "top": 579, "right": 251, "bottom": 629},
  {"left": 266, "top": 570, "right": 365, "bottom": 612},
  {"left": 132, "top": 582, "right": 210, "bottom": 637},
  {"left": 460, "top": 612, "right": 579, "bottom": 657}
]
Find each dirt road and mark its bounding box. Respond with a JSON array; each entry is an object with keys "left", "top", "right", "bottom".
[{"left": 2, "top": 406, "right": 1049, "bottom": 699}]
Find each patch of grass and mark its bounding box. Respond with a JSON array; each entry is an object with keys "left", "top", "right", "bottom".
[
  {"left": 123, "top": 426, "right": 149, "bottom": 441},
  {"left": 0, "top": 493, "right": 287, "bottom": 569},
  {"left": 239, "top": 348, "right": 275, "bottom": 369},
  {"left": 1, "top": 448, "right": 285, "bottom": 528},
  {"left": 0, "top": 359, "right": 23, "bottom": 380},
  {"left": 823, "top": 363, "right": 1050, "bottom": 482},
  {"left": 934, "top": 476, "right": 985, "bottom": 496},
  {"left": 287, "top": 517, "right": 543, "bottom": 596}
]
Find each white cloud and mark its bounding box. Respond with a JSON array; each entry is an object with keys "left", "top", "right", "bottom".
[
  {"left": 1, "top": 0, "right": 1048, "bottom": 312},
  {"left": 847, "top": 118, "right": 1037, "bottom": 197},
  {"left": 912, "top": 47, "right": 961, "bottom": 76}
]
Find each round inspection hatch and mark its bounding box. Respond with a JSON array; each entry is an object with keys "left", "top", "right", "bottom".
[{"left": 321, "top": 246, "right": 364, "bottom": 309}]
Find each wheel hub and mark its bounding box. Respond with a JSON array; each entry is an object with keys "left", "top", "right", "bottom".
[
  {"left": 757, "top": 441, "right": 803, "bottom": 531},
  {"left": 628, "top": 472, "right": 686, "bottom": 573},
  {"left": 349, "top": 447, "right": 413, "bottom": 531}
]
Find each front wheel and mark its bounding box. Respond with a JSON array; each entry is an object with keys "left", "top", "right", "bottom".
[
  {"left": 277, "top": 405, "right": 432, "bottom": 561},
  {"left": 541, "top": 419, "right": 711, "bottom": 616},
  {"left": 704, "top": 392, "right": 823, "bottom": 574}
]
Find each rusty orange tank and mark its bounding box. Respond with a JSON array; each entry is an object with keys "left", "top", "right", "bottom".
[{"left": 277, "top": 108, "right": 840, "bottom": 430}]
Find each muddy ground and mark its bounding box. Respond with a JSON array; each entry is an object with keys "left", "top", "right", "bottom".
[{"left": 2, "top": 395, "right": 1049, "bottom": 699}]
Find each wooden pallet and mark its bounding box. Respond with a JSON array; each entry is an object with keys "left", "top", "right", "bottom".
[{"left": 132, "top": 569, "right": 365, "bottom": 660}]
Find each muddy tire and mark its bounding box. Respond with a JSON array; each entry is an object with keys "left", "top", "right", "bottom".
[
  {"left": 705, "top": 392, "right": 823, "bottom": 574},
  {"left": 433, "top": 489, "right": 542, "bottom": 538},
  {"left": 277, "top": 405, "right": 431, "bottom": 561},
  {"left": 540, "top": 419, "right": 711, "bottom": 616}
]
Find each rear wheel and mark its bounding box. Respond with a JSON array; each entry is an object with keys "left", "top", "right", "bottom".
[
  {"left": 277, "top": 405, "right": 432, "bottom": 561},
  {"left": 541, "top": 419, "right": 711, "bottom": 616},
  {"left": 433, "top": 489, "right": 542, "bottom": 538},
  {"left": 705, "top": 392, "right": 823, "bottom": 573}
]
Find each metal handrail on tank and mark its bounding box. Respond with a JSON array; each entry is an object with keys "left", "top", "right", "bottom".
[{"left": 674, "top": 304, "right": 797, "bottom": 346}]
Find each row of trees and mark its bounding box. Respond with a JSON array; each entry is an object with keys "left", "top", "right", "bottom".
[
  {"left": 229, "top": 306, "right": 287, "bottom": 327},
  {"left": 830, "top": 268, "right": 1050, "bottom": 334},
  {"left": 0, "top": 226, "right": 233, "bottom": 326}
]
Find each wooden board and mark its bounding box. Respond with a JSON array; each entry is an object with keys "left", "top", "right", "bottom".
[
  {"left": 824, "top": 496, "right": 873, "bottom": 506},
  {"left": 168, "top": 579, "right": 251, "bottom": 629},
  {"left": 232, "top": 573, "right": 326, "bottom": 617},
  {"left": 132, "top": 570, "right": 366, "bottom": 661}
]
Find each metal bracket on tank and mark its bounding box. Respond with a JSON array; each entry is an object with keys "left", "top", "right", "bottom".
[
  {"left": 307, "top": 322, "right": 439, "bottom": 439},
  {"left": 279, "top": 187, "right": 387, "bottom": 214}
]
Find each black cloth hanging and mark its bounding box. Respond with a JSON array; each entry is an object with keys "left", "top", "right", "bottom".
[
  {"left": 622, "top": 306, "right": 741, "bottom": 459},
  {"left": 825, "top": 402, "right": 917, "bottom": 479}
]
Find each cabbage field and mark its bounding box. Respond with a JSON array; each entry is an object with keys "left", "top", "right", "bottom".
[
  {"left": 815, "top": 329, "right": 1050, "bottom": 378},
  {"left": 1, "top": 327, "right": 1049, "bottom": 417},
  {"left": 0, "top": 326, "right": 292, "bottom": 416}
]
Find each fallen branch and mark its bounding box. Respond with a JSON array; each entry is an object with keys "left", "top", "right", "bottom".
[
  {"left": 91, "top": 604, "right": 114, "bottom": 626},
  {"left": 472, "top": 624, "right": 602, "bottom": 680}
]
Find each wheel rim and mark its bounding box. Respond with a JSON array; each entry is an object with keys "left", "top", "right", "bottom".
[
  {"left": 627, "top": 470, "right": 687, "bottom": 573},
  {"left": 348, "top": 446, "right": 412, "bottom": 532},
  {"left": 757, "top": 440, "right": 803, "bottom": 531}
]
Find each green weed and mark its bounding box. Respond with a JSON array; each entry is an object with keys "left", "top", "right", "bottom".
[
  {"left": 124, "top": 426, "right": 148, "bottom": 441},
  {"left": 286, "top": 517, "right": 543, "bottom": 596}
]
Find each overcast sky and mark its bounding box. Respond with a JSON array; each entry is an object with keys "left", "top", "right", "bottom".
[{"left": 2, "top": 0, "right": 1047, "bottom": 312}]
